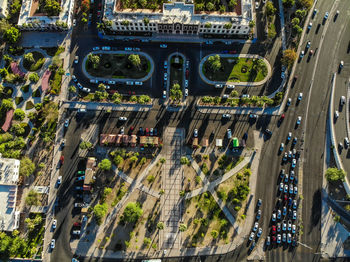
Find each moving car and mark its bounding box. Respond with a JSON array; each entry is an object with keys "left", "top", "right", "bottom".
[
  {"left": 164, "top": 73, "right": 168, "bottom": 80},
  {"left": 257, "top": 199, "right": 262, "bottom": 207},
  {"left": 90, "top": 79, "right": 98, "bottom": 84},
  {"left": 287, "top": 132, "right": 292, "bottom": 141},
  {"left": 227, "top": 129, "right": 232, "bottom": 139},
  {"left": 194, "top": 129, "right": 198, "bottom": 138},
  {"left": 296, "top": 116, "right": 302, "bottom": 126},
  {"left": 286, "top": 98, "right": 292, "bottom": 106},
  {"left": 307, "top": 22, "right": 312, "bottom": 30},
  {"left": 265, "top": 129, "right": 273, "bottom": 136},
  {"left": 163, "top": 91, "right": 167, "bottom": 99},
  {"left": 135, "top": 82, "right": 143, "bottom": 86},
  {"left": 324, "top": 12, "right": 329, "bottom": 20},
  {"left": 306, "top": 41, "right": 311, "bottom": 49},
  {"left": 340, "top": 61, "right": 344, "bottom": 69},
  {"left": 108, "top": 80, "right": 116, "bottom": 84},
  {"left": 226, "top": 84, "right": 235, "bottom": 89},
  {"left": 292, "top": 137, "right": 298, "bottom": 145},
  {"left": 298, "top": 93, "right": 303, "bottom": 101},
  {"left": 57, "top": 176, "right": 62, "bottom": 186},
  {"left": 119, "top": 117, "right": 127, "bottom": 121},
  {"left": 185, "top": 80, "right": 188, "bottom": 87},
  {"left": 345, "top": 137, "right": 350, "bottom": 148},
  {"left": 102, "top": 46, "right": 111, "bottom": 51},
  {"left": 74, "top": 56, "right": 79, "bottom": 64},
  {"left": 256, "top": 210, "right": 261, "bottom": 220},
  {"left": 92, "top": 47, "right": 100, "bottom": 51},
  {"left": 72, "top": 75, "right": 77, "bottom": 82},
  {"left": 185, "top": 89, "right": 188, "bottom": 97},
  {"left": 279, "top": 143, "right": 284, "bottom": 152},
  {"left": 51, "top": 239, "right": 56, "bottom": 249},
  {"left": 164, "top": 61, "right": 168, "bottom": 69},
  {"left": 215, "top": 84, "right": 223, "bottom": 88},
  {"left": 341, "top": 96, "right": 346, "bottom": 105},
  {"left": 300, "top": 51, "right": 305, "bottom": 58}
]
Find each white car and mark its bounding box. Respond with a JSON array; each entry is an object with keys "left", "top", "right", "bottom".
[
  {"left": 255, "top": 1, "right": 259, "bottom": 9},
  {"left": 296, "top": 116, "right": 302, "bottom": 125},
  {"left": 74, "top": 56, "right": 79, "bottom": 64},
  {"left": 185, "top": 89, "right": 188, "bottom": 97},
  {"left": 72, "top": 75, "right": 77, "bottom": 82},
  {"left": 73, "top": 19, "right": 76, "bottom": 26},
  {"left": 78, "top": 108, "right": 86, "bottom": 113},
  {"left": 82, "top": 87, "right": 90, "bottom": 93},
  {"left": 298, "top": 93, "right": 303, "bottom": 101},
  {"left": 340, "top": 61, "right": 344, "bottom": 68},
  {"left": 90, "top": 79, "right": 98, "bottom": 84},
  {"left": 227, "top": 129, "right": 232, "bottom": 139},
  {"left": 102, "top": 46, "right": 111, "bottom": 51},
  {"left": 108, "top": 80, "right": 116, "bottom": 84},
  {"left": 105, "top": 85, "right": 110, "bottom": 89},
  {"left": 194, "top": 129, "right": 198, "bottom": 138},
  {"left": 72, "top": 230, "right": 81, "bottom": 235},
  {"left": 163, "top": 90, "right": 167, "bottom": 99},
  {"left": 52, "top": 219, "right": 57, "bottom": 229},
  {"left": 120, "top": 127, "right": 124, "bottom": 135},
  {"left": 57, "top": 176, "right": 62, "bottom": 186},
  {"left": 335, "top": 110, "right": 339, "bottom": 119},
  {"left": 64, "top": 119, "right": 69, "bottom": 128},
  {"left": 50, "top": 239, "right": 55, "bottom": 249},
  {"left": 164, "top": 73, "right": 168, "bottom": 81},
  {"left": 253, "top": 222, "right": 258, "bottom": 232},
  {"left": 222, "top": 114, "right": 231, "bottom": 119},
  {"left": 215, "top": 84, "right": 223, "bottom": 88},
  {"left": 135, "top": 82, "right": 143, "bottom": 86},
  {"left": 119, "top": 117, "right": 127, "bottom": 121},
  {"left": 226, "top": 84, "right": 235, "bottom": 89},
  {"left": 340, "top": 96, "right": 346, "bottom": 105},
  {"left": 160, "top": 44, "right": 167, "bottom": 48},
  {"left": 92, "top": 47, "right": 100, "bottom": 51}
]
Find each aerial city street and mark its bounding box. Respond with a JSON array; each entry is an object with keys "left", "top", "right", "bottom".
[{"left": 0, "top": 0, "right": 349, "bottom": 261}]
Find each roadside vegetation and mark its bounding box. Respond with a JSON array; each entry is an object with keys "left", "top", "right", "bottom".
[
  {"left": 203, "top": 56, "right": 268, "bottom": 83},
  {"left": 23, "top": 52, "right": 46, "bottom": 72}
]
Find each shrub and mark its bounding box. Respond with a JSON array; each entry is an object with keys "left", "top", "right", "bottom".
[
  {"left": 179, "top": 224, "right": 187, "bottom": 232},
  {"left": 211, "top": 230, "right": 219, "bottom": 239},
  {"left": 195, "top": 176, "right": 201, "bottom": 184},
  {"left": 14, "top": 97, "right": 23, "bottom": 105},
  {"left": 143, "top": 237, "right": 151, "bottom": 247},
  {"left": 14, "top": 108, "right": 25, "bottom": 120},
  {"left": 180, "top": 156, "right": 190, "bottom": 165},
  {"left": 147, "top": 175, "right": 155, "bottom": 183},
  {"left": 157, "top": 222, "right": 164, "bottom": 230},
  {"left": 326, "top": 168, "right": 346, "bottom": 182},
  {"left": 29, "top": 72, "right": 39, "bottom": 83},
  {"left": 122, "top": 202, "right": 143, "bottom": 224},
  {"left": 98, "top": 159, "right": 111, "bottom": 171},
  {"left": 94, "top": 203, "right": 108, "bottom": 225},
  {"left": 21, "top": 84, "right": 30, "bottom": 93}
]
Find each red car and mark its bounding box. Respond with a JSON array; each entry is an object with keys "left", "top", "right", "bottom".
[
  {"left": 145, "top": 128, "right": 149, "bottom": 136},
  {"left": 73, "top": 222, "right": 82, "bottom": 227},
  {"left": 272, "top": 225, "right": 276, "bottom": 235},
  {"left": 186, "top": 69, "right": 189, "bottom": 79},
  {"left": 272, "top": 236, "right": 277, "bottom": 242},
  {"left": 60, "top": 155, "right": 64, "bottom": 164},
  {"left": 281, "top": 114, "right": 285, "bottom": 120}
]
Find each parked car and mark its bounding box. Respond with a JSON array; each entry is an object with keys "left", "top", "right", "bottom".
[
  {"left": 164, "top": 61, "right": 168, "bottom": 69},
  {"left": 324, "top": 12, "right": 329, "bottom": 20},
  {"left": 77, "top": 171, "right": 85, "bottom": 175},
  {"left": 279, "top": 143, "right": 284, "bottom": 152},
  {"left": 253, "top": 222, "right": 259, "bottom": 232},
  {"left": 227, "top": 129, "right": 232, "bottom": 139},
  {"left": 74, "top": 56, "right": 79, "bottom": 64},
  {"left": 52, "top": 219, "right": 57, "bottom": 229},
  {"left": 57, "top": 176, "right": 62, "bottom": 186},
  {"left": 256, "top": 210, "right": 261, "bottom": 220},
  {"left": 135, "top": 82, "right": 143, "bottom": 86},
  {"left": 102, "top": 46, "right": 111, "bottom": 51},
  {"left": 124, "top": 47, "right": 132, "bottom": 51},
  {"left": 108, "top": 80, "right": 116, "bottom": 84},
  {"left": 194, "top": 129, "right": 198, "bottom": 138},
  {"left": 64, "top": 119, "right": 69, "bottom": 128},
  {"left": 163, "top": 91, "right": 167, "bottom": 99},
  {"left": 51, "top": 239, "right": 55, "bottom": 249},
  {"left": 90, "top": 79, "right": 98, "bottom": 84},
  {"left": 215, "top": 84, "right": 223, "bottom": 88},
  {"left": 277, "top": 234, "right": 281, "bottom": 244},
  {"left": 266, "top": 236, "right": 271, "bottom": 246},
  {"left": 126, "top": 81, "right": 134, "bottom": 85},
  {"left": 164, "top": 73, "right": 168, "bottom": 81},
  {"left": 93, "top": 47, "right": 100, "bottom": 51},
  {"left": 185, "top": 89, "right": 188, "bottom": 97},
  {"left": 119, "top": 117, "right": 127, "bottom": 121},
  {"left": 249, "top": 232, "right": 255, "bottom": 241},
  {"left": 257, "top": 228, "right": 263, "bottom": 238},
  {"left": 72, "top": 75, "right": 77, "bottom": 82},
  {"left": 222, "top": 114, "right": 231, "bottom": 119},
  {"left": 185, "top": 80, "right": 188, "bottom": 87},
  {"left": 160, "top": 44, "right": 167, "bottom": 48}
]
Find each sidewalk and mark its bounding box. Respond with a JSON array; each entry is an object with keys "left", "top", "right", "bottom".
[
  {"left": 197, "top": 104, "right": 280, "bottom": 115},
  {"left": 62, "top": 100, "right": 152, "bottom": 111}
]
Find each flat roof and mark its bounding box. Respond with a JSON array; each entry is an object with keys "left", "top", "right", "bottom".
[{"left": 0, "top": 156, "right": 20, "bottom": 231}]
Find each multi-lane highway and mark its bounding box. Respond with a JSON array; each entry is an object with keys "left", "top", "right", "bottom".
[{"left": 255, "top": 0, "right": 350, "bottom": 261}]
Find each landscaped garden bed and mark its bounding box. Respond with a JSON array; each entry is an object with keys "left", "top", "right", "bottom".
[
  {"left": 202, "top": 55, "right": 268, "bottom": 83},
  {"left": 23, "top": 51, "right": 46, "bottom": 72},
  {"left": 86, "top": 53, "right": 151, "bottom": 79},
  {"left": 169, "top": 55, "right": 184, "bottom": 104},
  {"left": 199, "top": 91, "right": 283, "bottom": 108},
  {"left": 82, "top": 91, "right": 152, "bottom": 105},
  {"left": 182, "top": 192, "right": 234, "bottom": 247}
]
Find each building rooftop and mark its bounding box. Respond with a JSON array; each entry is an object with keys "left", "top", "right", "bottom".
[
  {"left": 104, "top": 1, "right": 251, "bottom": 26},
  {"left": 0, "top": 156, "right": 20, "bottom": 231}
]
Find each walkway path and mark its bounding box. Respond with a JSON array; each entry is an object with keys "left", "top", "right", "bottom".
[
  {"left": 197, "top": 104, "right": 280, "bottom": 115},
  {"left": 160, "top": 127, "right": 184, "bottom": 249},
  {"left": 185, "top": 153, "right": 254, "bottom": 199}
]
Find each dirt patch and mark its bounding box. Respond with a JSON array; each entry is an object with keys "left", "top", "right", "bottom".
[
  {"left": 183, "top": 164, "right": 202, "bottom": 191},
  {"left": 101, "top": 189, "right": 160, "bottom": 252},
  {"left": 141, "top": 160, "right": 163, "bottom": 193},
  {"left": 182, "top": 192, "right": 234, "bottom": 248}
]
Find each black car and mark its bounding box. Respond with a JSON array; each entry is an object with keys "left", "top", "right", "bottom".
[
  {"left": 265, "top": 129, "right": 273, "bottom": 136},
  {"left": 139, "top": 127, "right": 144, "bottom": 136},
  {"left": 154, "top": 128, "right": 158, "bottom": 136}
]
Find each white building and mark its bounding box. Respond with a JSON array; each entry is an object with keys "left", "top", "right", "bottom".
[
  {"left": 103, "top": 1, "right": 253, "bottom": 38},
  {"left": 0, "top": 0, "right": 8, "bottom": 18},
  {"left": 0, "top": 155, "right": 20, "bottom": 232},
  {"left": 17, "top": 0, "right": 74, "bottom": 30}
]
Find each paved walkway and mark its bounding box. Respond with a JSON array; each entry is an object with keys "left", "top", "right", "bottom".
[
  {"left": 161, "top": 127, "right": 184, "bottom": 249},
  {"left": 185, "top": 153, "right": 254, "bottom": 199},
  {"left": 198, "top": 54, "right": 272, "bottom": 87},
  {"left": 197, "top": 104, "right": 280, "bottom": 115}
]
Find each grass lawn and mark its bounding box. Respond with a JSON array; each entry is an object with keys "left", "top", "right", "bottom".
[
  {"left": 50, "top": 67, "right": 63, "bottom": 95},
  {"left": 32, "top": 89, "right": 41, "bottom": 98},
  {"left": 203, "top": 57, "right": 268, "bottom": 83},
  {"left": 15, "top": 96, "right": 23, "bottom": 105},
  {"left": 86, "top": 53, "right": 150, "bottom": 79},
  {"left": 26, "top": 101, "right": 35, "bottom": 110},
  {"left": 23, "top": 51, "right": 46, "bottom": 72},
  {"left": 182, "top": 192, "right": 234, "bottom": 247}
]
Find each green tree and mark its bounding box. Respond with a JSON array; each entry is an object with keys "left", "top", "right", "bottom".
[
  {"left": 228, "top": 0, "right": 237, "bottom": 8},
  {"left": 291, "top": 17, "right": 300, "bottom": 26},
  {"left": 0, "top": 19, "right": 11, "bottom": 35},
  {"left": 122, "top": 202, "right": 143, "bottom": 223},
  {"left": 3, "top": 27, "right": 21, "bottom": 44},
  {"left": 29, "top": 72, "right": 39, "bottom": 83},
  {"left": 68, "top": 85, "right": 76, "bottom": 93},
  {"left": 292, "top": 24, "right": 303, "bottom": 35},
  {"left": 180, "top": 156, "right": 190, "bottom": 165},
  {"left": 206, "top": 2, "right": 214, "bottom": 11},
  {"left": 79, "top": 140, "right": 93, "bottom": 150},
  {"left": 98, "top": 158, "right": 112, "bottom": 171},
  {"left": 224, "top": 23, "right": 232, "bottom": 29},
  {"left": 157, "top": 222, "right": 164, "bottom": 230},
  {"left": 128, "top": 54, "right": 141, "bottom": 68},
  {"left": 98, "top": 83, "right": 106, "bottom": 91},
  {"left": 179, "top": 224, "right": 187, "bottom": 232},
  {"left": 14, "top": 109, "right": 25, "bottom": 121},
  {"left": 88, "top": 53, "right": 100, "bottom": 69},
  {"left": 143, "top": 17, "right": 149, "bottom": 25},
  {"left": 249, "top": 20, "right": 255, "bottom": 28},
  {"left": 113, "top": 155, "right": 124, "bottom": 165},
  {"left": 326, "top": 168, "right": 346, "bottom": 182},
  {"left": 265, "top": 1, "right": 277, "bottom": 16},
  {"left": 1, "top": 98, "right": 14, "bottom": 111},
  {"left": 25, "top": 190, "right": 40, "bottom": 206},
  {"left": 281, "top": 49, "right": 297, "bottom": 69},
  {"left": 23, "top": 52, "right": 35, "bottom": 63},
  {"left": 297, "top": 0, "right": 313, "bottom": 10},
  {"left": 207, "top": 54, "right": 221, "bottom": 72},
  {"left": 273, "top": 92, "right": 284, "bottom": 105},
  {"left": 42, "top": 101, "right": 59, "bottom": 123},
  {"left": 282, "top": 0, "right": 295, "bottom": 8},
  {"left": 93, "top": 203, "right": 108, "bottom": 225},
  {"left": 295, "top": 9, "right": 307, "bottom": 19},
  {"left": 20, "top": 157, "right": 35, "bottom": 177},
  {"left": 44, "top": 0, "right": 62, "bottom": 16},
  {"left": 211, "top": 230, "right": 219, "bottom": 239},
  {"left": 93, "top": 91, "right": 108, "bottom": 101}
]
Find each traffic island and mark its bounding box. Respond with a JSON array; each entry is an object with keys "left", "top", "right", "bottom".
[
  {"left": 84, "top": 51, "right": 153, "bottom": 81},
  {"left": 199, "top": 54, "right": 271, "bottom": 86}
]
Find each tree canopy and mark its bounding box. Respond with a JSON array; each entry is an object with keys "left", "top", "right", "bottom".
[
  {"left": 20, "top": 157, "right": 36, "bottom": 177},
  {"left": 3, "top": 27, "right": 20, "bottom": 44},
  {"left": 281, "top": 49, "right": 297, "bottom": 69},
  {"left": 122, "top": 202, "right": 143, "bottom": 223},
  {"left": 98, "top": 158, "right": 112, "bottom": 171},
  {"left": 128, "top": 54, "right": 141, "bottom": 68},
  {"left": 207, "top": 54, "right": 221, "bottom": 72},
  {"left": 44, "top": 0, "right": 62, "bottom": 16},
  {"left": 326, "top": 168, "right": 346, "bottom": 182}
]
